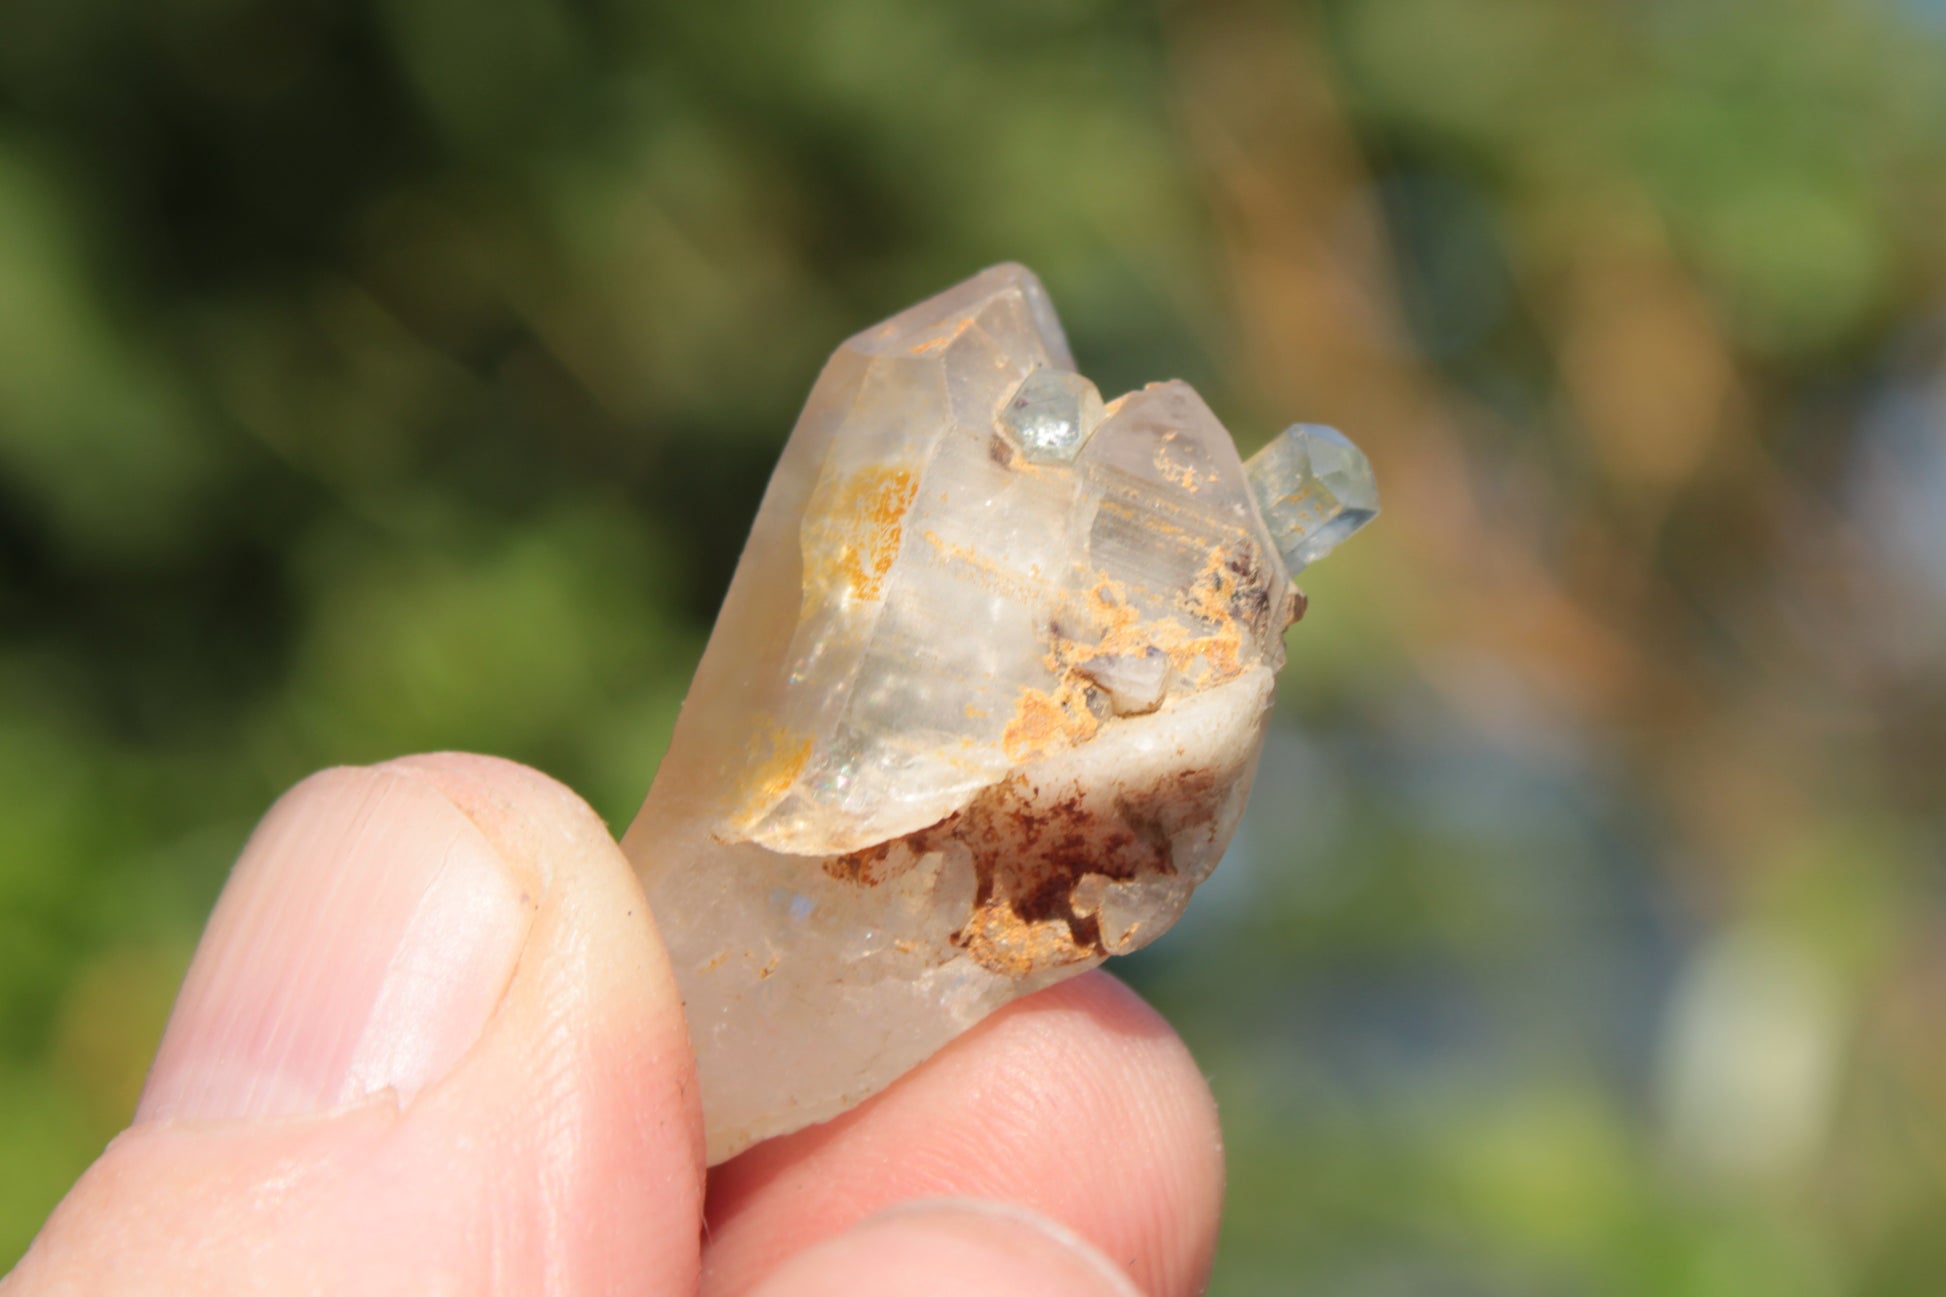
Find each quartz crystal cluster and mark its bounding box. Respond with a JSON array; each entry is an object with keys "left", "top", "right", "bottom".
[{"left": 622, "top": 264, "right": 1376, "bottom": 1162}]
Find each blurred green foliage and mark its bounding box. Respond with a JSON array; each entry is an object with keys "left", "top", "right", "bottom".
[{"left": 4, "top": 0, "right": 1946, "bottom": 1290}]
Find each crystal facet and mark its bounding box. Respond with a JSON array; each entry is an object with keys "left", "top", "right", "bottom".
[
  {"left": 998, "top": 367, "right": 1106, "bottom": 462},
  {"left": 622, "top": 265, "right": 1369, "bottom": 1162},
  {"left": 1245, "top": 423, "right": 1380, "bottom": 573}
]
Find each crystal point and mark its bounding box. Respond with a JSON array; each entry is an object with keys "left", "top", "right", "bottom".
[
  {"left": 1245, "top": 423, "right": 1379, "bottom": 573},
  {"left": 623, "top": 266, "right": 1365, "bottom": 1162}
]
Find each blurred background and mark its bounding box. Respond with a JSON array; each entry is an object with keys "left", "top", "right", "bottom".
[{"left": 2, "top": 0, "right": 1943, "bottom": 1289}]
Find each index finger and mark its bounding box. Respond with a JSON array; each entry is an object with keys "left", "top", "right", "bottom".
[{"left": 699, "top": 971, "right": 1225, "bottom": 1297}]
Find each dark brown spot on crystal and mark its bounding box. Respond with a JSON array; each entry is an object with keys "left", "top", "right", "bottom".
[{"left": 818, "top": 764, "right": 1228, "bottom": 978}]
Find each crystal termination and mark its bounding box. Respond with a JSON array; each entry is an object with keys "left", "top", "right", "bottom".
[{"left": 622, "top": 264, "right": 1375, "bottom": 1162}]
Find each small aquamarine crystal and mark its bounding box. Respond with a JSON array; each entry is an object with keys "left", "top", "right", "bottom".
[
  {"left": 1245, "top": 423, "right": 1380, "bottom": 573},
  {"left": 998, "top": 367, "right": 1106, "bottom": 462},
  {"left": 622, "top": 265, "right": 1375, "bottom": 1162}
]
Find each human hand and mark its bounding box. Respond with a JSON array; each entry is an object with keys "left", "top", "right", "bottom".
[{"left": 1, "top": 754, "right": 1223, "bottom": 1295}]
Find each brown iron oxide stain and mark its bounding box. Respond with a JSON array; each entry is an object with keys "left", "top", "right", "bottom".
[
  {"left": 821, "top": 839, "right": 901, "bottom": 887},
  {"left": 821, "top": 766, "right": 1225, "bottom": 978},
  {"left": 923, "top": 531, "right": 1287, "bottom": 764},
  {"left": 1185, "top": 544, "right": 1286, "bottom": 659},
  {"left": 1153, "top": 447, "right": 1206, "bottom": 492},
  {"left": 908, "top": 314, "right": 977, "bottom": 356},
  {"left": 805, "top": 465, "right": 920, "bottom": 606},
  {"left": 1035, "top": 541, "right": 1281, "bottom": 703},
  {"left": 722, "top": 720, "right": 813, "bottom": 836},
  {"left": 795, "top": 449, "right": 1291, "bottom": 974},
  {"left": 1000, "top": 679, "right": 1099, "bottom": 762}
]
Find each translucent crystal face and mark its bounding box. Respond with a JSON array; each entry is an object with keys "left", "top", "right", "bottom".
[
  {"left": 721, "top": 270, "right": 1293, "bottom": 859},
  {"left": 998, "top": 367, "right": 1107, "bottom": 462},
  {"left": 1244, "top": 422, "right": 1380, "bottom": 573},
  {"left": 622, "top": 264, "right": 1373, "bottom": 1163}
]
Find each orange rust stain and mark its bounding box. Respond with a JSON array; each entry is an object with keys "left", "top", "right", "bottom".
[
  {"left": 920, "top": 528, "right": 1054, "bottom": 606},
  {"left": 823, "top": 840, "right": 899, "bottom": 886},
  {"left": 908, "top": 314, "right": 978, "bottom": 356},
  {"left": 1094, "top": 494, "right": 1195, "bottom": 541},
  {"left": 806, "top": 465, "right": 919, "bottom": 604},
  {"left": 1001, "top": 678, "right": 1099, "bottom": 763},
  {"left": 818, "top": 760, "right": 1228, "bottom": 978},
  {"left": 956, "top": 900, "right": 1092, "bottom": 978},
  {"left": 1036, "top": 561, "right": 1252, "bottom": 697},
  {"left": 922, "top": 538, "right": 1266, "bottom": 764},
  {"left": 1085, "top": 576, "right": 1139, "bottom": 634},
  {"left": 1154, "top": 448, "right": 1202, "bottom": 491},
  {"left": 723, "top": 720, "right": 812, "bottom": 833}
]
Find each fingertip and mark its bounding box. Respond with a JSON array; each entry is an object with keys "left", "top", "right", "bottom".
[
  {"left": 137, "top": 762, "right": 541, "bottom": 1124},
  {"left": 705, "top": 971, "right": 1225, "bottom": 1297},
  {"left": 18, "top": 753, "right": 706, "bottom": 1296},
  {"left": 747, "top": 1199, "right": 1140, "bottom": 1297},
  {"left": 374, "top": 752, "right": 611, "bottom": 882}
]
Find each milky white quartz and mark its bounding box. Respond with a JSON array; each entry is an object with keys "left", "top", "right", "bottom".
[{"left": 621, "top": 264, "right": 1365, "bottom": 1162}]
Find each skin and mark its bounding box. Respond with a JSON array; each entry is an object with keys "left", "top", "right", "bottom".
[{"left": 0, "top": 754, "right": 1224, "bottom": 1296}]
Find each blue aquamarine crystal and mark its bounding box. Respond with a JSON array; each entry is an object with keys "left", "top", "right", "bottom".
[
  {"left": 997, "top": 367, "right": 1105, "bottom": 462},
  {"left": 1245, "top": 423, "right": 1379, "bottom": 573}
]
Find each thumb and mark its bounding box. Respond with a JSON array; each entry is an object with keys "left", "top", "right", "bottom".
[{"left": 4, "top": 754, "right": 703, "bottom": 1296}]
